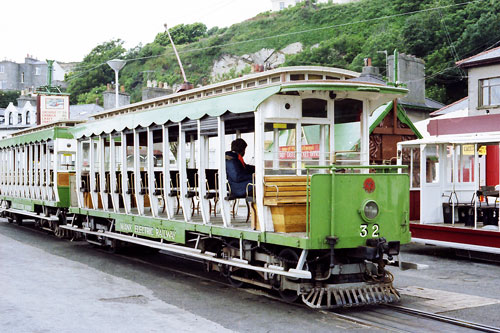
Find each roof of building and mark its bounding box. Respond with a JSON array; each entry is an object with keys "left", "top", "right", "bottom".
[
  {"left": 400, "top": 97, "right": 445, "bottom": 111},
  {"left": 70, "top": 104, "right": 104, "bottom": 120},
  {"left": 456, "top": 45, "right": 500, "bottom": 68},
  {"left": 430, "top": 96, "right": 468, "bottom": 116}
]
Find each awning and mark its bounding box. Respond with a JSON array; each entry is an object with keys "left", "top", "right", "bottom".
[
  {"left": 72, "top": 86, "right": 281, "bottom": 139},
  {"left": 0, "top": 128, "right": 73, "bottom": 148}
]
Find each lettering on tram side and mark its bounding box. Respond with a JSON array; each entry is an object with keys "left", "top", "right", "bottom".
[
  {"left": 134, "top": 225, "right": 155, "bottom": 237},
  {"left": 155, "top": 228, "right": 177, "bottom": 241},
  {"left": 116, "top": 222, "right": 133, "bottom": 233},
  {"left": 115, "top": 222, "right": 177, "bottom": 241}
]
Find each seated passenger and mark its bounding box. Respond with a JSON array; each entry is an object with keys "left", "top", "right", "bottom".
[{"left": 225, "top": 139, "right": 255, "bottom": 198}]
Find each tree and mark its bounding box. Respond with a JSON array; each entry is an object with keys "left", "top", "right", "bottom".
[
  {"left": 154, "top": 23, "right": 208, "bottom": 46},
  {"left": 66, "top": 39, "right": 126, "bottom": 104},
  {"left": 0, "top": 91, "right": 20, "bottom": 108}
]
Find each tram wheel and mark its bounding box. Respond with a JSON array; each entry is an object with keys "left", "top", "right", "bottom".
[
  {"left": 223, "top": 240, "right": 245, "bottom": 288},
  {"left": 15, "top": 215, "right": 23, "bottom": 226},
  {"left": 278, "top": 248, "right": 300, "bottom": 303},
  {"left": 7, "top": 217, "right": 13, "bottom": 224}
]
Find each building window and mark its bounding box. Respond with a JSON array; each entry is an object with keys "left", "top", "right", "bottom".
[
  {"left": 8, "top": 113, "right": 13, "bottom": 125},
  {"left": 26, "top": 112, "right": 31, "bottom": 124},
  {"left": 0, "top": 65, "right": 4, "bottom": 73},
  {"left": 35, "top": 67, "right": 41, "bottom": 76},
  {"left": 479, "top": 77, "right": 500, "bottom": 107},
  {"left": 18, "top": 114, "right": 22, "bottom": 124},
  {"left": 0, "top": 81, "right": 6, "bottom": 89},
  {"left": 280, "top": 2, "right": 285, "bottom": 10},
  {"left": 21, "top": 72, "right": 25, "bottom": 83}
]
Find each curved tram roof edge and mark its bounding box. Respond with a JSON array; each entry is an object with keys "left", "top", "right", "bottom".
[{"left": 72, "top": 81, "right": 407, "bottom": 139}]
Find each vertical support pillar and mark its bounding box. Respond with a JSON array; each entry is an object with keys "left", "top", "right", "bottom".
[
  {"left": 360, "top": 100, "right": 370, "bottom": 171},
  {"left": 179, "top": 123, "right": 191, "bottom": 222},
  {"left": 189, "top": 134, "right": 196, "bottom": 169},
  {"left": 99, "top": 135, "right": 108, "bottom": 211},
  {"left": 109, "top": 134, "right": 120, "bottom": 213},
  {"left": 75, "top": 140, "right": 84, "bottom": 208},
  {"left": 474, "top": 144, "right": 479, "bottom": 229},
  {"left": 29, "top": 145, "right": 34, "bottom": 198},
  {"left": 162, "top": 125, "right": 175, "bottom": 219},
  {"left": 133, "top": 129, "right": 145, "bottom": 215},
  {"left": 217, "top": 117, "right": 231, "bottom": 227},
  {"left": 89, "top": 137, "right": 99, "bottom": 209},
  {"left": 296, "top": 122, "right": 302, "bottom": 176},
  {"left": 121, "top": 132, "right": 132, "bottom": 214},
  {"left": 147, "top": 127, "right": 159, "bottom": 217},
  {"left": 254, "top": 110, "right": 274, "bottom": 231},
  {"left": 273, "top": 128, "right": 279, "bottom": 170},
  {"left": 40, "top": 144, "right": 46, "bottom": 200},
  {"left": 23, "top": 146, "right": 28, "bottom": 197},
  {"left": 197, "top": 120, "right": 210, "bottom": 224},
  {"left": 419, "top": 144, "right": 426, "bottom": 224},
  {"left": 319, "top": 125, "right": 326, "bottom": 167}
]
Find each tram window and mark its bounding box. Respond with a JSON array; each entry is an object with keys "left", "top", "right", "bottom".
[
  {"left": 259, "top": 79, "right": 267, "bottom": 85},
  {"left": 308, "top": 74, "right": 322, "bottom": 80},
  {"left": 82, "top": 142, "right": 90, "bottom": 169},
  {"left": 290, "top": 74, "right": 305, "bottom": 81},
  {"left": 246, "top": 82, "right": 255, "bottom": 88},
  {"left": 425, "top": 145, "right": 439, "bottom": 184},
  {"left": 264, "top": 123, "right": 297, "bottom": 175},
  {"left": 92, "top": 140, "right": 99, "bottom": 171},
  {"left": 114, "top": 138, "right": 122, "bottom": 171},
  {"left": 326, "top": 76, "right": 340, "bottom": 80},
  {"left": 302, "top": 99, "right": 327, "bottom": 118},
  {"left": 58, "top": 152, "right": 75, "bottom": 171},
  {"left": 334, "top": 99, "right": 362, "bottom": 124},
  {"left": 412, "top": 148, "right": 420, "bottom": 188},
  {"left": 300, "top": 124, "right": 330, "bottom": 174},
  {"left": 271, "top": 76, "right": 280, "bottom": 83},
  {"left": 459, "top": 145, "right": 474, "bottom": 183},
  {"left": 446, "top": 145, "right": 454, "bottom": 183}
]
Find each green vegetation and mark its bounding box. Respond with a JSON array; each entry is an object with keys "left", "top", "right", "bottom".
[
  {"left": 0, "top": 91, "right": 20, "bottom": 108},
  {"left": 65, "top": 0, "right": 500, "bottom": 105}
]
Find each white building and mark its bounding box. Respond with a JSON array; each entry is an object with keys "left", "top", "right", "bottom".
[{"left": 271, "top": 0, "right": 358, "bottom": 11}]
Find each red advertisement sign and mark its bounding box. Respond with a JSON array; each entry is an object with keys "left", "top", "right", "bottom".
[{"left": 279, "top": 144, "right": 320, "bottom": 159}]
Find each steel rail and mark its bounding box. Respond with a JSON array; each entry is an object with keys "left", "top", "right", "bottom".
[{"left": 385, "top": 304, "right": 500, "bottom": 333}]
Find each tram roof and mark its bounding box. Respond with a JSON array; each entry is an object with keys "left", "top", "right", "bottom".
[
  {"left": 72, "top": 81, "right": 407, "bottom": 139},
  {"left": 0, "top": 121, "right": 80, "bottom": 148},
  {"left": 399, "top": 131, "right": 500, "bottom": 146}
]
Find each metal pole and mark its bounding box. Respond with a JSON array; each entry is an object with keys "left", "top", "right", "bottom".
[
  {"left": 165, "top": 23, "right": 187, "bottom": 83},
  {"left": 115, "top": 70, "right": 119, "bottom": 108}
]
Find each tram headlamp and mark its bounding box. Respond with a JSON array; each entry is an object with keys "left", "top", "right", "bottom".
[{"left": 361, "top": 200, "right": 379, "bottom": 221}]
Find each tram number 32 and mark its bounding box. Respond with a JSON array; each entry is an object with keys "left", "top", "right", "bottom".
[{"left": 360, "top": 224, "right": 380, "bottom": 238}]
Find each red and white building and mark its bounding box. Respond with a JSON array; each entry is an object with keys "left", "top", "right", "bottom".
[{"left": 398, "top": 46, "right": 500, "bottom": 254}]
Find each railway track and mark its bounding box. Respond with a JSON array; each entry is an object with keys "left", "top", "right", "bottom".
[{"left": 4, "top": 220, "right": 500, "bottom": 333}]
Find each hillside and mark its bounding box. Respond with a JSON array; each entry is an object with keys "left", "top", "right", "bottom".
[{"left": 66, "top": 0, "right": 500, "bottom": 106}]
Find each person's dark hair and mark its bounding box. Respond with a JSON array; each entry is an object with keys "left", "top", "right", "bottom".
[{"left": 231, "top": 138, "right": 247, "bottom": 155}]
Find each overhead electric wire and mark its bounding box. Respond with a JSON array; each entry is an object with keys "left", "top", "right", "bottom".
[{"left": 65, "top": 0, "right": 486, "bottom": 83}]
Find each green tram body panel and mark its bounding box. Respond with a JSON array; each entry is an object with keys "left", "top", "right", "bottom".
[
  {"left": 69, "top": 172, "right": 410, "bottom": 250},
  {"left": 309, "top": 173, "right": 411, "bottom": 249},
  {"left": 1, "top": 181, "right": 73, "bottom": 211}
]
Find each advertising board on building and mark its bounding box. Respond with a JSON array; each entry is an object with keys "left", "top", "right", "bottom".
[{"left": 38, "top": 95, "right": 70, "bottom": 125}]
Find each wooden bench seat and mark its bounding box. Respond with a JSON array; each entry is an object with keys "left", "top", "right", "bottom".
[
  {"left": 261, "top": 175, "right": 309, "bottom": 232},
  {"left": 263, "top": 176, "right": 309, "bottom": 206}
]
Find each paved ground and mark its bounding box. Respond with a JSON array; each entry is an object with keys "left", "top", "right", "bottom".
[
  {"left": 0, "top": 220, "right": 374, "bottom": 333},
  {"left": 1, "top": 219, "right": 500, "bottom": 332}
]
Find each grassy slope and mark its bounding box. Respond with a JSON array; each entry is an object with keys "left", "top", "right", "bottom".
[{"left": 112, "top": 0, "right": 500, "bottom": 105}]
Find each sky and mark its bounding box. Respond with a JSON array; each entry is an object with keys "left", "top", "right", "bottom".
[{"left": 0, "top": 0, "right": 271, "bottom": 63}]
